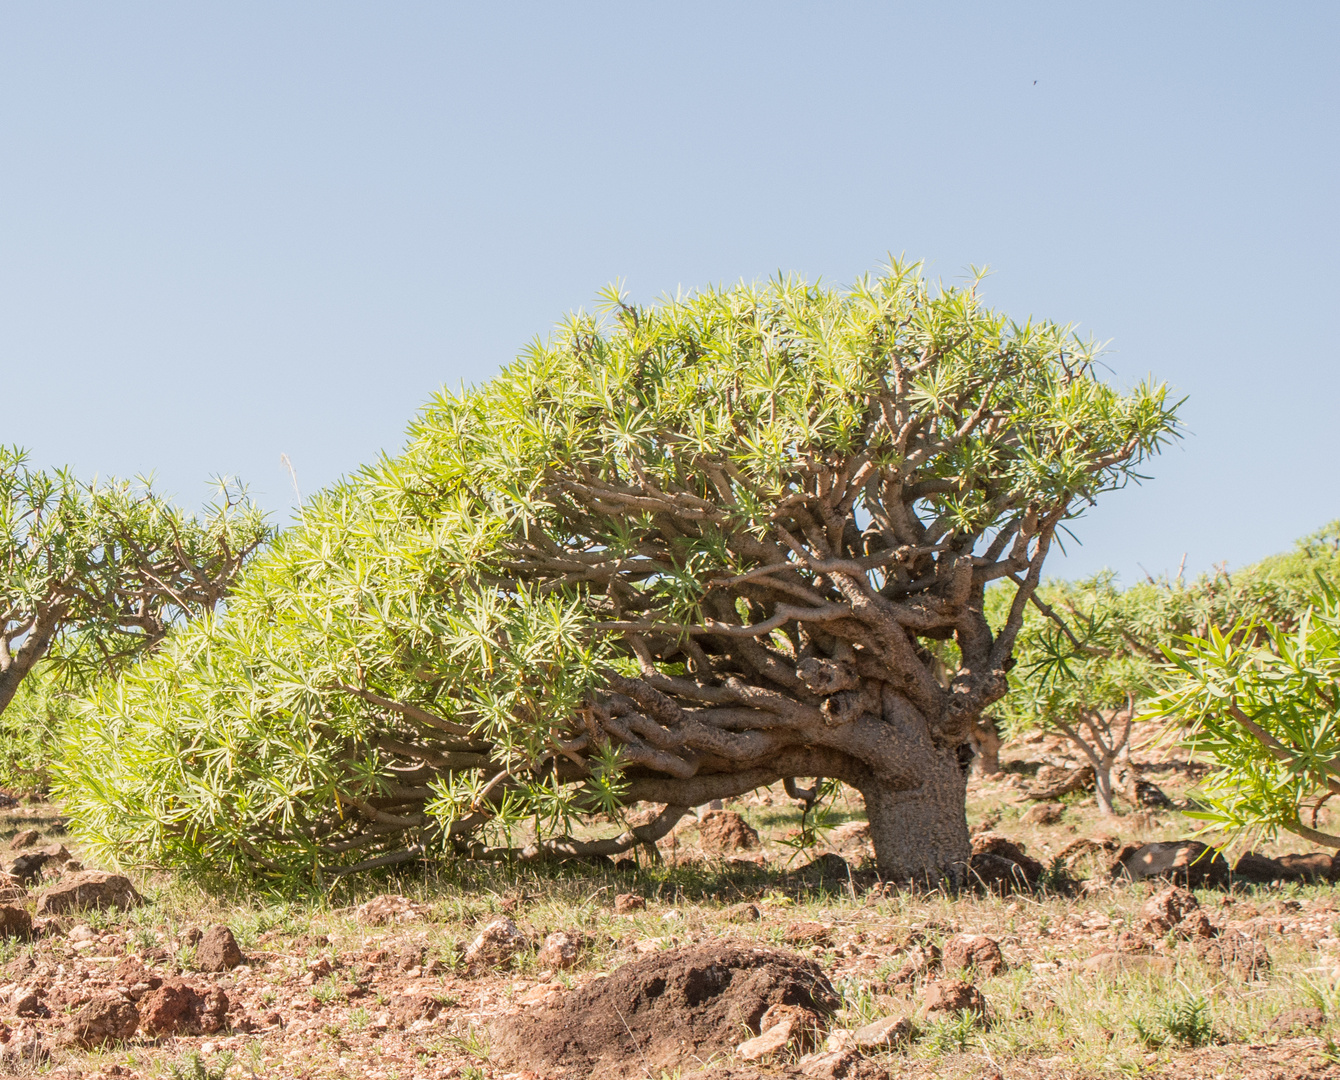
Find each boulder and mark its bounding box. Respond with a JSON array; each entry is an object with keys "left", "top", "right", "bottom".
[
  {"left": 35, "top": 870, "right": 143, "bottom": 914},
  {"left": 8, "top": 831, "right": 37, "bottom": 851},
  {"left": 1110, "top": 841, "right": 1229, "bottom": 888},
  {"left": 697, "top": 810, "right": 760, "bottom": 853},
  {"left": 195, "top": 925, "right": 243, "bottom": 972},
  {"left": 1231, "top": 851, "right": 1285, "bottom": 884},
  {"left": 1278, "top": 852, "right": 1335, "bottom": 883},
  {"left": 63, "top": 995, "right": 139, "bottom": 1048},
  {"left": 941, "top": 934, "right": 1005, "bottom": 977}
]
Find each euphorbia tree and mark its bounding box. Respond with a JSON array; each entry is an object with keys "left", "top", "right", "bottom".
[{"left": 59, "top": 264, "right": 1178, "bottom": 886}]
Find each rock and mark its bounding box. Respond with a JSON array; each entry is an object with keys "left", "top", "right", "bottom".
[
  {"left": 849, "top": 1014, "right": 911, "bottom": 1050},
  {"left": 8, "top": 831, "right": 37, "bottom": 850},
  {"left": 139, "top": 979, "right": 197, "bottom": 1035},
  {"left": 63, "top": 995, "right": 139, "bottom": 1048},
  {"left": 194, "top": 925, "right": 243, "bottom": 972},
  {"left": 737, "top": 1023, "right": 792, "bottom": 1061},
  {"left": 827, "top": 822, "right": 871, "bottom": 853},
  {"left": 919, "top": 978, "right": 987, "bottom": 1022},
  {"left": 1232, "top": 851, "right": 1285, "bottom": 884},
  {"left": 614, "top": 893, "right": 646, "bottom": 914},
  {"left": 697, "top": 810, "right": 760, "bottom": 853},
  {"left": 35, "top": 870, "right": 143, "bottom": 914},
  {"left": 785, "top": 921, "right": 832, "bottom": 946},
  {"left": 356, "top": 894, "right": 425, "bottom": 926},
  {"left": 1140, "top": 886, "right": 1200, "bottom": 934},
  {"left": 1110, "top": 841, "right": 1229, "bottom": 888},
  {"left": 1278, "top": 852, "right": 1335, "bottom": 882},
  {"left": 725, "top": 903, "right": 761, "bottom": 923},
  {"left": 1194, "top": 931, "right": 1270, "bottom": 979},
  {"left": 792, "top": 852, "right": 852, "bottom": 883},
  {"left": 465, "top": 917, "right": 525, "bottom": 969},
  {"left": 799, "top": 1048, "right": 889, "bottom": 1080},
  {"left": 968, "top": 852, "right": 1034, "bottom": 894},
  {"left": 941, "top": 934, "right": 1005, "bottom": 977},
  {"left": 971, "top": 834, "right": 1044, "bottom": 883},
  {"left": 1026, "top": 764, "right": 1094, "bottom": 799},
  {"left": 1269, "top": 1006, "right": 1326, "bottom": 1034},
  {"left": 890, "top": 943, "right": 939, "bottom": 983},
  {"left": 11, "top": 986, "right": 43, "bottom": 1017},
  {"left": 492, "top": 943, "right": 839, "bottom": 1079},
  {"left": 536, "top": 931, "right": 581, "bottom": 970},
  {"left": 0, "top": 905, "right": 30, "bottom": 938},
  {"left": 1021, "top": 802, "right": 1065, "bottom": 825},
  {"left": 738, "top": 1003, "right": 823, "bottom": 1059}
]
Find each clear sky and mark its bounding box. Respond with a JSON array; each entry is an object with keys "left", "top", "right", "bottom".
[{"left": 2, "top": 4, "right": 1336, "bottom": 582}]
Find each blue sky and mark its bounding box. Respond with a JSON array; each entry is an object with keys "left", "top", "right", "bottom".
[{"left": 2, "top": 4, "right": 1335, "bottom": 582}]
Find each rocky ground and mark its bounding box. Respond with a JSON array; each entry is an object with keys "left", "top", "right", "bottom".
[{"left": 0, "top": 748, "right": 1338, "bottom": 1080}]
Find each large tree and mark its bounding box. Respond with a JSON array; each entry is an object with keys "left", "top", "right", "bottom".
[{"left": 59, "top": 265, "right": 1178, "bottom": 885}]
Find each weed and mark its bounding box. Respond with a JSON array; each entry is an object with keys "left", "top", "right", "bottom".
[
  {"left": 1132, "top": 994, "right": 1215, "bottom": 1048},
  {"left": 169, "top": 1051, "right": 235, "bottom": 1080},
  {"left": 920, "top": 1011, "right": 978, "bottom": 1055}
]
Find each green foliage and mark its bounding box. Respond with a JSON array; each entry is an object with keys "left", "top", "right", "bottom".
[
  {"left": 1131, "top": 993, "right": 1215, "bottom": 1048},
  {"left": 0, "top": 448, "right": 270, "bottom": 788},
  {"left": 994, "top": 521, "right": 1340, "bottom": 812},
  {"left": 55, "top": 262, "right": 1177, "bottom": 881},
  {"left": 1149, "top": 581, "right": 1340, "bottom": 847}
]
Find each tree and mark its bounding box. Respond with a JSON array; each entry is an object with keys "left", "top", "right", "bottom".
[
  {"left": 1, "top": 446, "right": 270, "bottom": 723},
  {"left": 1149, "top": 584, "right": 1340, "bottom": 849},
  {"left": 997, "top": 523, "right": 1340, "bottom": 818},
  {"left": 57, "top": 264, "right": 1178, "bottom": 885}
]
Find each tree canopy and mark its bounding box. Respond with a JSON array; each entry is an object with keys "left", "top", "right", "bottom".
[{"left": 56, "top": 263, "right": 1179, "bottom": 883}]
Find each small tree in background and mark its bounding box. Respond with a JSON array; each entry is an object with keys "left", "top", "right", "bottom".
[
  {"left": 0, "top": 447, "right": 270, "bottom": 785},
  {"left": 997, "top": 522, "right": 1340, "bottom": 817},
  {"left": 1150, "top": 587, "right": 1340, "bottom": 849},
  {"left": 58, "top": 263, "right": 1179, "bottom": 885}
]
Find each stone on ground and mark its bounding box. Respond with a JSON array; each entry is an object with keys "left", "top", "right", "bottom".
[
  {"left": 1110, "top": 841, "right": 1228, "bottom": 888},
  {"left": 942, "top": 933, "right": 1005, "bottom": 977},
  {"left": 36, "top": 870, "right": 143, "bottom": 914},
  {"left": 195, "top": 925, "right": 244, "bottom": 972},
  {"left": 465, "top": 916, "right": 526, "bottom": 969},
  {"left": 537, "top": 930, "right": 581, "bottom": 970},
  {"left": 63, "top": 995, "right": 139, "bottom": 1048},
  {"left": 698, "top": 810, "right": 760, "bottom": 852},
  {"left": 919, "top": 978, "right": 987, "bottom": 1023},
  {"left": 356, "top": 894, "right": 426, "bottom": 926}
]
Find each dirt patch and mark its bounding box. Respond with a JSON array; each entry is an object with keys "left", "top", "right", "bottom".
[{"left": 491, "top": 942, "right": 839, "bottom": 1079}]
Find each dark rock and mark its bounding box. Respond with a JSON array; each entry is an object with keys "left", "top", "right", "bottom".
[
  {"left": 35, "top": 870, "right": 143, "bottom": 914},
  {"left": 1110, "top": 841, "right": 1229, "bottom": 888},
  {"left": 968, "top": 853, "right": 1033, "bottom": 894},
  {"left": 971, "top": 834, "right": 1044, "bottom": 883},
  {"left": 8, "top": 831, "right": 38, "bottom": 850},
  {"left": 194, "top": 925, "right": 243, "bottom": 972},
  {"left": 1232, "top": 851, "right": 1285, "bottom": 884},
  {"left": 1278, "top": 852, "right": 1336, "bottom": 882},
  {"left": 792, "top": 853, "right": 852, "bottom": 884}
]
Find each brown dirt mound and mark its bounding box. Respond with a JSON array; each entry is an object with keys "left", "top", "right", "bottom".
[{"left": 491, "top": 942, "right": 840, "bottom": 1079}]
